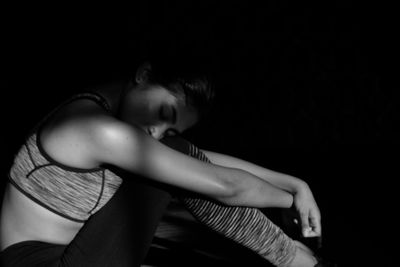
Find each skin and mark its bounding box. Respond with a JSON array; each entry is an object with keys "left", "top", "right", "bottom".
[
  {"left": 0, "top": 64, "right": 321, "bottom": 266},
  {"left": 202, "top": 151, "right": 322, "bottom": 238}
]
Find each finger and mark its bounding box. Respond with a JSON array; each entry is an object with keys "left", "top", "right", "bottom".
[
  {"left": 309, "top": 210, "right": 322, "bottom": 236},
  {"left": 300, "top": 212, "right": 310, "bottom": 237}
]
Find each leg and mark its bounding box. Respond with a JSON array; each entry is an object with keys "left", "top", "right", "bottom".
[{"left": 59, "top": 175, "right": 172, "bottom": 267}]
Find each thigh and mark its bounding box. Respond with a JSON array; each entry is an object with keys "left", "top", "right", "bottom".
[
  {"left": 62, "top": 177, "right": 172, "bottom": 267},
  {"left": 0, "top": 240, "right": 65, "bottom": 267}
]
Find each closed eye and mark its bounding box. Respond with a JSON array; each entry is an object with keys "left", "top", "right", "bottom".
[{"left": 159, "top": 105, "right": 177, "bottom": 124}]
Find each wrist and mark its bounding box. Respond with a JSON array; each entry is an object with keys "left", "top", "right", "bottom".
[{"left": 291, "top": 179, "right": 310, "bottom": 194}]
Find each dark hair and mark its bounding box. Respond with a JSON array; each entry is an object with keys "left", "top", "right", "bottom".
[{"left": 142, "top": 55, "right": 215, "bottom": 119}]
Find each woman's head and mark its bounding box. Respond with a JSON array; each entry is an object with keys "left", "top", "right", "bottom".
[{"left": 119, "top": 60, "right": 215, "bottom": 140}]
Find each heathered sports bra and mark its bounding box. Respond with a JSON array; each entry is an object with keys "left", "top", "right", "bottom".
[{"left": 8, "top": 92, "right": 123, "bottom": 222}]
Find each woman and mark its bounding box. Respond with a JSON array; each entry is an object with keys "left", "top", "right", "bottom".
[{"left": 0, "top": 60, "right": 327, "bottom": 267}]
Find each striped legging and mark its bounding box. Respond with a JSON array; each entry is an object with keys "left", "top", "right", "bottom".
[{"left": 175, "top": 140, "right": 297, "bottom": 267}]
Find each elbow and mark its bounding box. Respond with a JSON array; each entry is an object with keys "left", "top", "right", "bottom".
[{"left": 213, "top": 170, "right": 247, "bottom": 206}]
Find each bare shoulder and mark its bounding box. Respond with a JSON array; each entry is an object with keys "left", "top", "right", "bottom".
[
  {"left": 38, "top": 95, "right": 234, "bottom": 199},
  {"left": 39, "top": 97, "right": 140, "bottom": 169}
]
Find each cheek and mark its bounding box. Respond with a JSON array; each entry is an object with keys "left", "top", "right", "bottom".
[{"left": 126, "top": 102, "right": 159, "bottom": 125}]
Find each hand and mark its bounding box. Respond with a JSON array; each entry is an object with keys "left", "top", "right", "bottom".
[{"left": 292, "top": 184, "right": 322, "bottom": 238}]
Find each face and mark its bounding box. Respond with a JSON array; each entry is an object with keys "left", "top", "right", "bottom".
[{"left": 119, "top": 84, "right": 199, "bottom": 140}]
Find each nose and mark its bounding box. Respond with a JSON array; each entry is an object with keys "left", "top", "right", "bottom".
[{"left": 148, "top": 124, "right": 169, "bottom": 140}]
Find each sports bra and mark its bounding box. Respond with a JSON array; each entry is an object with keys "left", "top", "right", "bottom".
[{"left": 8, "top": 92, "right": 123, "bottom": 222}]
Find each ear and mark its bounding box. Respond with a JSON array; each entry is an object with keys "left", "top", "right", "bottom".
[{"left": 135, "top": 62, "right": 152, "bottom": 84}]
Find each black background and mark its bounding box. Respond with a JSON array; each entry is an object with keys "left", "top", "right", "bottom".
[{"left": 2, "top": 2, "right": 399, "bottom": 266}]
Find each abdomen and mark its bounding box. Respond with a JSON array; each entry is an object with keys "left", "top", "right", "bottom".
[{"left": 0, "top": 183, "right": 84, "bottom": 251}]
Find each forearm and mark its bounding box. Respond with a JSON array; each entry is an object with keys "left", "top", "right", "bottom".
[
  {"left": 258, "top": 171, "right": 307, "bottom": 194},
  {"left": 203, "top": 150, "right": 307, "bottom": 194},
  {"left": 218, "top": 168, "right": 294, "bottom": 208}
]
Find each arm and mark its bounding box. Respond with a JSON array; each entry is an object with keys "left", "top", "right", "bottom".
[
  {"left": 201, "top": 150, "right": 307, "bottom": 193},
  {"left": 83, "top": 116, "right": 293, "bottom": 208},
  {"left": 202, "top": 150, "right": 321, "bottom": 238}
]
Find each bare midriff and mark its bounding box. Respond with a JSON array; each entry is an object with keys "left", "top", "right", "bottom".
[{"left": 0, "top": 183, "right": 84, "bottom": 251}]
